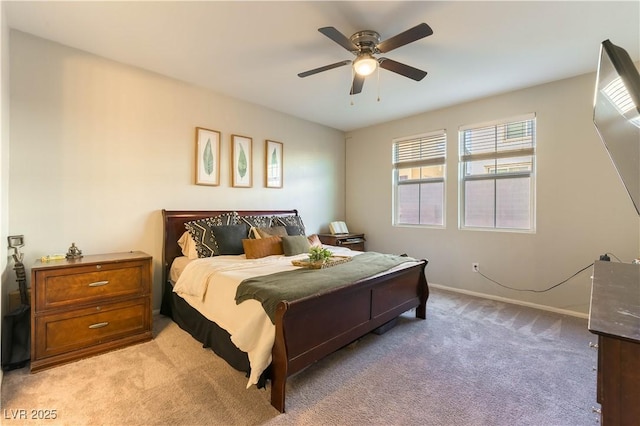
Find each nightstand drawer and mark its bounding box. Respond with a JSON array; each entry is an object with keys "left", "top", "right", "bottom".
[
  {"left": 337, "top": 239, "right": 365, "bottom": 251},
  {"left": 34, "top": 260, "right": 149, "bottom": 311},
  {"left": 34, "top": 298, "right": 150, "bottom": 360},
  {"left": 317, "top": 233, "right": 366, "bottom": 252}
]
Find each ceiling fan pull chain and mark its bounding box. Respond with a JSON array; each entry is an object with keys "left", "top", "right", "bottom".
[
  {"left": 350, "top": 67, "right": 355, "bottom": 106},
  {"left": 377, "top": 64, "right": 381, "bottom": 102}
]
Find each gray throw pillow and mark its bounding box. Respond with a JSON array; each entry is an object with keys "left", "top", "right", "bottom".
[
  {"left": 281, "top": 235, "right": 311, "bottom": 256},
  {"left": 212, "top": 224, "right": 249, "bottom": 255},
  {"left": 256, "top": 226, "right": 289, "bottom": 238}
]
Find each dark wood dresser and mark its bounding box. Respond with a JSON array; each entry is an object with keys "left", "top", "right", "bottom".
[
  {"left": 30, "top": 251, "right": 153, "bottom": 372},
  {"left": 317, "top": 233, "right": 366, "bottom": 251},
  {"left": 588, "top": 260, "right": 640, "bottom": 425}
]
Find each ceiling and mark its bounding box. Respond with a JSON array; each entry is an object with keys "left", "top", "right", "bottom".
[{"left": 5, "top": 1, "right": 640, "bottom": 132}]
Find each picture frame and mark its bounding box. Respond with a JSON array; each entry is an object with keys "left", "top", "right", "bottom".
[
  {"left": 195, "top": 127, "right": 221, "bottom": 186},
  {"left": 231, "top": 134, "right": 253, "bottom": 187},
  {"left": 265, "top": 140, "right": 283, "bottom": 188}
]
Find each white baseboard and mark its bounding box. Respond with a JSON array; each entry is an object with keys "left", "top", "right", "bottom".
[{"left": 429, "top": 283, "right": 589, "bottom": 319}]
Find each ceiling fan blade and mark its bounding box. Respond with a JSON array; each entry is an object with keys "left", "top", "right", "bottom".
[
  {"left": 298, "top": 60, "right": 351, "bottom": 78},
  {"left": 318, "top": 27, "right": 359, "bottom": 52},
  {"left": 350, "top": 74, "right": 365, "bottom": 95},
  {"left": 379, "top": 58, "right": 427, "bottom": 81},
  {"left": 376, "top": 23, "right": 433, "bottom": 53}
]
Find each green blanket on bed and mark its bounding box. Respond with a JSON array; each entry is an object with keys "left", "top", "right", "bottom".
[{"left": 235, "top": 252, "right": 415, "bottom": 324}]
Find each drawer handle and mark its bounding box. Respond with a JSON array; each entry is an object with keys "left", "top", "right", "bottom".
[
  {"left": 89, "top": 322, "right": 109, "bottom": 329},
  {"left": 88, "top": 280, "right": 109, "bottom": 287}
]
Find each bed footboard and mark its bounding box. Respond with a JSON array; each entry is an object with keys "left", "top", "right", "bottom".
[{"left": 270, "top": 259, "right": 428, "bottom": 412}]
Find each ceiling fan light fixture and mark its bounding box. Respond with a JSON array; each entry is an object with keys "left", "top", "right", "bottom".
[
  {"left": 298, "top": 24, "right": 432, "bottom": 95},
  {"left": 353, "top": 54, "right": 378, "bottom": 76}
]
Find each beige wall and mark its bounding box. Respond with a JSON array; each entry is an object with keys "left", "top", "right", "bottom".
[
  {"left": 8, "top": 31, "right": 346, "bottom": 309},
  {"left": 345, "top": 73, "right": 640, "bottom": 316},
  {"left": 7, "top": 30, "right": 640, "bottom": 319}
]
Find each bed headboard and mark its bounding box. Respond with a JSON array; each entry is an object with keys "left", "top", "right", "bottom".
[{"left": 161, "top": 209, "right": 299, "bottom": 286}]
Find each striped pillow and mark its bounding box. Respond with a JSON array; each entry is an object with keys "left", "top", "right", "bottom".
[{"left": 185, "top": 212, "right": 239, "bottom": 257}]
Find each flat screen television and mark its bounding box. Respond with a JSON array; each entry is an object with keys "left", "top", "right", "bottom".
[{"left": 593, "top": 39, "right": 640, "bottom": 215}]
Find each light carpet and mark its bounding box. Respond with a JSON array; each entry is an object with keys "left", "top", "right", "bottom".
[{"left": 1, "top": 288, "right": 599, "bottom": 425}]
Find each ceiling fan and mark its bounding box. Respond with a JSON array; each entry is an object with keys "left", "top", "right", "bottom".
[{"left": 298, "top": 23, "right": 433, "bottom": 95}]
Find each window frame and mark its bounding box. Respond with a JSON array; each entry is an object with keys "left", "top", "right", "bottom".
[
  {"left": 458, "top": 114, "right": 536, "bottom": 233},
  {"left": 392, "top": 130, "right": 447, "bottom": 228}
]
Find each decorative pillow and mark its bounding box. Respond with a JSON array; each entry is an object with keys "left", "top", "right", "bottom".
[
  {"left": 284, "top": 225, "right": 305, "bottom": 236},
  {"left": 238, "top": 214, "right": 274, "bottom": 229},
  {"left": 211, "top": 224, "right": 250, "bottom": 255},
  {"left": 242, "top": 236, "right": 283, "bottom": 259},
  {"left": 307, "top": 234, "right": 322, "bottom": 248},
  {"left": 281, "top": 235, "right": 311, "bottom": 256},
  {"left": 256, "top": 226, "right": 289, "bottom": 238},
  {"left": 177, "top": 231, "right": 199, "bottom": 260},
  {"left": 274, "top": 215, "right": 306, "bottom": 235},
  {"left": 185, "top": 213, "right": 239, "bottom": 257},
  {"left": 249, "top": 227, "right": 262, "bottom": 239},
  {"left": 273, "top": 216, "right": 304, "bottom": 235}
]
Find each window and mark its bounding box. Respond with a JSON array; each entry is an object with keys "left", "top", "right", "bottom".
[
  {"left": 459, "top": 114, "right": 536, "bottom": 231},
  {"left": 393, "top": 130, "right": 446, "bottom": 226}
]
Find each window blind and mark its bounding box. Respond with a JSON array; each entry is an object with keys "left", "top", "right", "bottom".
[
  {"left": 460, "top": 114, "right": 535, "bottom": 164},
  {"left": 393, "top": 131, "right": 446, "bottom": 169}
]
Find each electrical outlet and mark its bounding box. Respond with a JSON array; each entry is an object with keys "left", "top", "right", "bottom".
[{"left": 472, "top": 263, "right": 479, "bottom": 272}]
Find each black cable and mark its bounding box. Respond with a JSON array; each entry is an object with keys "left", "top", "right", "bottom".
[
  {"left": 476, "top": 262, "right": 595, "bottom": 293},
  {"left": 605, "top": 252, "right": 623, "bottom": 262}
]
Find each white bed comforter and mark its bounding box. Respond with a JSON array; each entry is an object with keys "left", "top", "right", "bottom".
[{"left": 173, "top": 246, "right": 360, "bottom": 387}]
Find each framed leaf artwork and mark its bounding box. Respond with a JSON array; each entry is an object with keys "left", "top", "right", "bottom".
[
  {"left": 265, "top": 140, "right": 283, "bottom": 188},
  {"left": 195, "top": 127, "right": 221, "bottom": 186},
  {"left": 231, "top": 134, "right": 253, "bottom": 188}
]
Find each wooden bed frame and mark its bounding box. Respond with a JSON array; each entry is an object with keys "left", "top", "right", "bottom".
[{"left": 162, "top": 209, "right": 429, "bottom": 413}]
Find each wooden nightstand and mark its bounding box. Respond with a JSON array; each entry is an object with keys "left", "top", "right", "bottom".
[
  {"left": 317, "top": 233, "right": 366, "bottom": 251},
  {"left": 30, "top": 251, "right": 152, "bottom": 372}
]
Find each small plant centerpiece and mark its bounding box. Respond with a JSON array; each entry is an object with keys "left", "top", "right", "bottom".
[
  {"left": 308, "top": 246, "right": 332, "bottom": 265},
  {"left": 292, "top": 246, "right": 352, "bottom": 269}
]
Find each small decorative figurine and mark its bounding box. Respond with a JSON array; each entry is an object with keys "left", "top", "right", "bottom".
[{"left": 66, "top": 242, "right": 83, "bottom": 260}]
